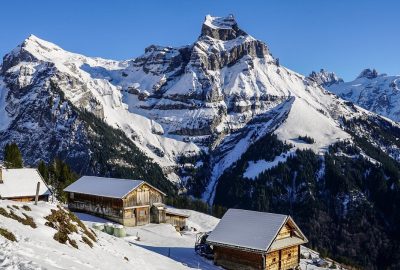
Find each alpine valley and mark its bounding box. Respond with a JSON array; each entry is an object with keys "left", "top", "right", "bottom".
[{"left": 0, "top": 15, "right": 399, "bottom": 269}]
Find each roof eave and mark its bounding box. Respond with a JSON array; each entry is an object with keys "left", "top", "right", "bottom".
[
  {"left": 207, "top": 241, "right": 268, "bottom": 254},
  {"left": 63, "top": 190, "right": 124, "bottom": 200}
]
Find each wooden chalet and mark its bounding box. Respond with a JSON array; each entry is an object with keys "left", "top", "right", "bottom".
[
  {"left": 207, "top": 209, "right": 308, "bottom": 270},
  {"left": 0, "top": 168, "right": 51, "bottom": 202},
  {"left": 64, "top": 176, "right": 174, "bottom": 227},
  {"left": 165, "top": 209, "right": 189, "bottom": 230}
]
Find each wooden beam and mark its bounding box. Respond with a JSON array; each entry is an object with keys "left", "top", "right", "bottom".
[{"left": 34, "top": 181, "right": 40, "bottom": 205}]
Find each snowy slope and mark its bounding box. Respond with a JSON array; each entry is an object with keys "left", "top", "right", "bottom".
[
  {"left": 76, "top": 207, "right": 338, "bottom": 270},
  {"left": 0, "top": 199, "right": 345, "bottom": 270},
  {"left": 327, "top": 68, "right": 400, "bottom": 122},
  {"left": 0, "top": 200, "right": 195, "bottom": 270},
  {"left": 1, "top": 35, "right": 199, "bottom": 172}
]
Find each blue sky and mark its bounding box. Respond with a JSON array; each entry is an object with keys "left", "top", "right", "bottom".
[{"left": 0, "top": 0, "right": 399, "bottom": 80}]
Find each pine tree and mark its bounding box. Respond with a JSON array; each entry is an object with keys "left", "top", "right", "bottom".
[
  {"left": 4, "top": 143, "right": 23, "bottom": 168},
  {"left": 37, "top": 160, "right": 49, "bottom": 181}
]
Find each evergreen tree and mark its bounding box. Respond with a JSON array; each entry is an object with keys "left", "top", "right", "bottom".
[
  {"left": 37, "top": 160, "right": 49, "bottom": 181},
  {"left": 4, "top": 143, "right": 23, "bottom": 168}
]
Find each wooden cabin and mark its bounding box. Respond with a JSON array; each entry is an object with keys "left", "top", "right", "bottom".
[
  {"left": 0, "top": 168, "right": 50, "bottom": 202},
  {"left": 64, "top": 176, "right": 167, "bottom": 226},
  {"left": 207, "top": 209, "right": 308, "bottom": 270},
  {"left": 165, "top": 209, "right": 189, "bottom": 231}
]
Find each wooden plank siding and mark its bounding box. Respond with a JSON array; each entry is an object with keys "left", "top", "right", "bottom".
[
  {"left": 4, "top": 195, "right": 49, "bottom": 202},
  {"left": 165, "top": 213, "right": 187, "bottom": 229},
  {"left": 67, "top": 182, "right": 165, "bottom": 227},
  {"left": 135, "top": 206, "right": 150, "bottom": 226},
  {"left": 213, "top": 245, "right": 300, "bottom": 270},
  {"left": 122, "top": 183, "right": 163, "bottom": 208},
  {"left": 279, "top": 246, "right": 299, "bottom": 270},
  {"left": 213, "top": 246, "right": 264, "bottom": 270},
  {"left": 266, "top": 246, "right": 299, "bottom": 270},
  {"left": 266, "top": 250, "right": 280, "bottom": 270},
  {"left": 276, "top": 224, "right": 292, "bottom": 240}
]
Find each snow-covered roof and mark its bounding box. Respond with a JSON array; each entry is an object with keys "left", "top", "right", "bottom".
[
  {"left": 166, "top": 209, "right": 190, "bottom": 218},
  {"left": 0, "top": 168, "right": 50, "bottom": 199},
  {"left": 207, "top": 209, "right": 306, "bottom": 252},
  {"left": 64, "top": 176, "right": 166, "bottom": 199}
]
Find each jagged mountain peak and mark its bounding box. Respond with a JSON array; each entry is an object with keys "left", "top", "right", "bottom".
[
  {"left": 307, "top": 68, "right": 343, "bottom": 87},
  {"left": 200, "top": 14, "right": 248, "bottom": 41},
  {"left": 356, "top": 68, "right": 380, "bottom": 79}
]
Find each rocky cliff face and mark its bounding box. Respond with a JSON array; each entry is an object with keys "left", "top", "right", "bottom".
[
  {"left": 307, "top": 69, "right": 344, "bottom": 87},
  {"left": 1, "top": 15, "right": 400, "bottom": 198}
]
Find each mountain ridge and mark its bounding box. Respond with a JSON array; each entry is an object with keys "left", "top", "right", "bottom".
[{"left": 1, "top": 15, "right": 400, "bottom": 268}]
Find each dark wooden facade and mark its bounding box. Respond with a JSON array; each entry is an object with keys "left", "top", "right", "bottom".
[
  {"left": 213, "top": 245, "right": 300, "bottom": 270},
  {"left": 67, "top": 182, "right": 165, "bottom": 226},
  {"left": 214, "top": 246, "right": 265, "bottom": 270}
]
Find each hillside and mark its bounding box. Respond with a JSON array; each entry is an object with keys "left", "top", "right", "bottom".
[
  {"left": 1, "top": 14, "right": 400, "bottom": 269},
  {"left": 0, "top": 200, "right": 341, "bottom": 270},
  {"left": 0, "top": 200, "right": 193, "bottom": 270}
]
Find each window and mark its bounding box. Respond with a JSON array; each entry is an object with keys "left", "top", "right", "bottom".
[{"left": 70, "top": 192, "right": 74, "bottom": 199}]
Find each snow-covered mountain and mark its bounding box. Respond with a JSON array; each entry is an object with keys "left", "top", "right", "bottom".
[
  {"left": 1, "top": 15, "right": 400, "bottom": 269},
  {"left": 1, "top": 15, "right": 399, "bottom": 194},
  {"left": 307, "top": 69, "right": 343, "bottom": 87},
  {"left": 326, "top": 68, "right": 400, "bottom": 122}
]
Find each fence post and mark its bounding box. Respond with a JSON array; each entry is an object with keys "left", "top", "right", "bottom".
[{"left": 35, "top": 182, "right": 40, "bottom": 205}]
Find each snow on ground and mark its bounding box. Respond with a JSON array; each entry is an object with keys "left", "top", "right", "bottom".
[
  {"left": 243, "top": 150, "right": 295, "bottom": 180},
  {"left": 0, "top": 199, "right": 341, "bottom": 270},
  {"left": 76, "top": 207, "right": 221, "bottom": 270},
  {"left": 76, "top": 208, "right": 340, "bottom": 270},
  {"left": 0, "top": 200, "right": 194, "bottom": 270}
]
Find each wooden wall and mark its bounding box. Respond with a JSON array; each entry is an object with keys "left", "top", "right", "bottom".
[
  {"left": 266, "top": 250, "right": 280, "bottom": 270},
  {"left": 150, "top": 206, "right": 166, "bottom": 224},
  {"left": 123, "top": 183, "right": 164, "bottom": 208},
  {"left": 213, "top": 246, "right": 264, "bottom": 270},
  {"left": 213, "top": 245, "right": 300, "bottom": 270},
  {"left": 66, "top": 183, "right": 164, "bottom": 227},
  {"left": 266, "top": 245, "right": 300, "bottom": 270},
  {"left": 165, "top": 213, "right": 186, "bottom": 229},
  {"left": 68, "top": 193, "right": 123, "bottom": 219},
  {"left": 5, "top": 195, "right": 49, "bottom": 202},
  {"left": 135, "top": 206, "right": 150, "bottom": 226},
  {"left": 276, "top": 224, "right": 292, "bottom": 240},
  {"left": 279, "top": 245, "right": 299, "bottom": 270}
]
